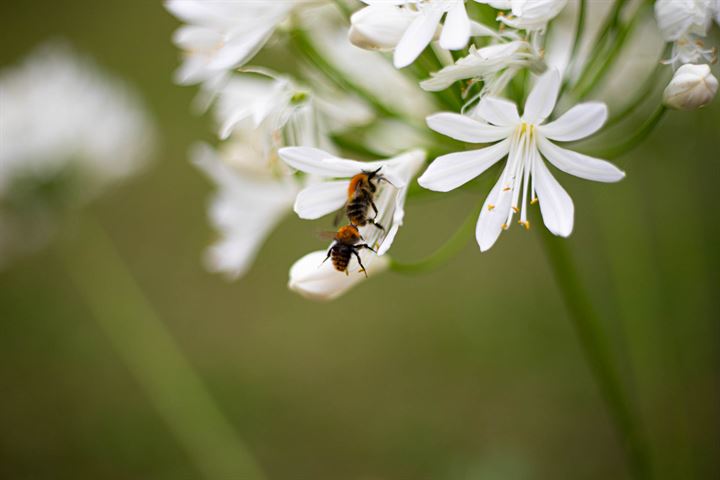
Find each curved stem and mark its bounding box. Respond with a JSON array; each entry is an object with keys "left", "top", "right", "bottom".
[
  {"left": 390, "top": 204, "right": 478, "bottom": 274},
  {"left": 331, "top": 0, "right": 353, "bottom": 21},
  {"left": 538, "top": 231, "right": 653, "bottom": 479},
  {"left": 590, "top": 105, "right": 667, "bottom": 160},
  {"left": 606, "top": 53, "right": 668, "bottom": 127},
  {"left": 291, "top": 28, "right": 422, "bottom": 129},
  {"left": 59, "top": 217, "right": 266, "bottom": 480},
  {"left": 559, "top": 0, "right": 587, "bottom": 99}
]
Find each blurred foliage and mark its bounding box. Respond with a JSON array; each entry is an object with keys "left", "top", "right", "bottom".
[{"left": 0, "top": 1, "right": 718, "bottom": 479}]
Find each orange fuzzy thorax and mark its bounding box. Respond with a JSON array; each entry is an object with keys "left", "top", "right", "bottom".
[
  {"left": 335, "top": 225, "right": 361, "bottom": 243},
  {"left": 347, "top": 173, "right": 368, "bottom": 198}
]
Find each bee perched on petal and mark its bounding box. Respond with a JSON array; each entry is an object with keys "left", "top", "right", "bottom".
[
  {"left": 343, "top": 167, "right": 392, "bottom": 230},
  {"left": 323, "top": 224, "right": 377, "bottom": 277}
]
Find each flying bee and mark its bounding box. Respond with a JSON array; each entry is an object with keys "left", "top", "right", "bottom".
[
  {"left": 340, "top": 167, "right": 393, "bottom": 230},
  {"left": 323, "top": 224, "right": 377, "bottom": 277}
]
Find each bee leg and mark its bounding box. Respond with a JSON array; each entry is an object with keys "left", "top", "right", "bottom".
[
  {"left": 321, "top": 245, "right": 334, "bottom": 265},
  {"left": 370, "top": 199, "right": 379, "bottom": 216},
  {"left": 358, "top": 243, "right": 377, "bottom": 254},
  {"left": 368, "top": 219, "right": 385, "bottom": 231},
  {"left": 353, "top": 250, "right": 368, "bottom": 278}
]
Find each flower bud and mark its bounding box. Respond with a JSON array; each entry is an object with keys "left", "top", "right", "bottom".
[
  {"left": 288, "top": 250, "right": 389, "bottom": 301},
  {"left": 349, "top": 5, "right": 416, "bottom": 51},
  {"left": 663, "top": 63, "right": 718, "bottom": 110}
]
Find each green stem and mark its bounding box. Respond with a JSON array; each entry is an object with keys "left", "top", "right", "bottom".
[
  {"left": 559, "top": 0, "right": 587, "bottom": 99},
  {"left": 538, "top": 230, "right": 652, "bottom": 479},
  {"left": 291, "top": 28, "right": 420, "bottom": 128},
  {"left": 574, "top": 4, "right": 647, "bottom": 100},
  {"left": 390, "top": 203, "right": 479, "bottom": 274},
  {"left": 331, "top": 0, "right": 353, "bottom": 20},
  {"left": 589, "top": 105, "right": 667, "bottom": 159},
  {"left": 59, "top": 217, "right": 266, "bottom": 480}
]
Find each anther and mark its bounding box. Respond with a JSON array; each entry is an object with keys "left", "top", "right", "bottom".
[
  {"left": 488, "top": 204, "right": 495, "bottom": 211},
  {"left": 530, "top": 197, "right": 538, "bottom": 205},
  {"left": 501, "top": 223, "right": 509, "bottom": 230},
  {"left": 519, "top": 220, "right": 530, "bottom": 230},
  {"left": 512, "top": 206, "right": 519, "bottom": 213}
]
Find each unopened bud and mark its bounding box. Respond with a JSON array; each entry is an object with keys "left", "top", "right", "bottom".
[{"left": 663, "top": 64, "right": 718, "bottom": 110}]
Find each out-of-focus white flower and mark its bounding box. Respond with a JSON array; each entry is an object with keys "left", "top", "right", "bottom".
[
  {"left": 663, "top": 63, "right": 718, "bottom": 110},
  {"left": 655, "top": 0, "right": 717, "bottom": 68},
  {"left": 420, "top": 40, "right": 545, "bottom": 95},
  {"left": 192, "top": 143, "right": 299, "bottom": 279},
  {"left": 0, "top": 42, "right": 155, "bottom": 267},
  {"left": 164, "top": 0, "right": 297, "bottom": 85},
  {"left": 350, "top": 1, "right": 494, "bottom": 68},
  {"left": 279, "top": 148, "right": 426, "bottom": 255},
  {"left": 288, "top": 249, "right": 390, "bottom": 301},
  {"left": 418, "top": 69, "right": 625, "bottom": 251},
  {"left": 214, "top": 73, "right": 324, "bottom": 176},
  {"left": 478, "top": 0, "right": 567, "bottom": 31}
]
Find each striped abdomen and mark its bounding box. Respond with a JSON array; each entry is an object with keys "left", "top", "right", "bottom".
[
  {"left": 346, "top": 194, "right": 370, "bottom": 226},
  {"left": 331, "top": 244, "right": 353, "bottom": 272}
]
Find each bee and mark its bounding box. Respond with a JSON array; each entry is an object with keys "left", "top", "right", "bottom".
[
  {"left": 342, "top": 167, "right": 391, "bottom": 230},
  {"left": 323, "top": 224, "right": 377, "bottom": 277}
]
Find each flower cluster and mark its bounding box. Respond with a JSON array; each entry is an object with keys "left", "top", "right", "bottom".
[
  {"left": 655, "top": 0, "right": 720, "bottom": 109},
  {"left": 166, "top": 0, "right": 719, "bottom": 300}
]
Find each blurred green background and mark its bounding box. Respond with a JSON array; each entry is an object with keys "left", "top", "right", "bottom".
[{"left": 1, "top": 1, "right": 718, "bottom": 479}]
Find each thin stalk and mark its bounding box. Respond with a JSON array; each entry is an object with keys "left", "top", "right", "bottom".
[
  {"left": 291, "top": 28, "right": 421, "bottom": 128},
  {"left": 538, "top": 230, "right": 652, "bottom": 479},
  {"left": 59, "top": 217, "right": 266, "bottom": 480},
  {"left": 559, "top": 0, "right": 587, "bottom": 99},
  {"left": 605, "top": 46, "right": 671, "bottom": 127},
  {"left": 390, "top": 199, "right": 481, "bottom": 274},
  {"left": 589, "top": 105, "right": 667, "bottom": 159},
  {"left": 574, "top": 4, "right": 648, "bottom": 100},
  {"left": 331, "top": 0, "right": 353, "bottom": 20}
]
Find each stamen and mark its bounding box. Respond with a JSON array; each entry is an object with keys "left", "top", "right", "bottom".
[
  {"left": 518, "top": 220, "right": 530, "bottom": 230},
  {"left": 488, "top": 204, "right": 495, "bottom": 211}
]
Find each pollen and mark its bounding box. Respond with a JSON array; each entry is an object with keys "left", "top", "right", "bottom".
[
  {"left": 488, "top": 204, "right": 495, "bottom": 211},
  {"left": 501, "top": 223, "right": 509, "bottom": 230},
  {"left": 531, "top": 197, "right": 539, "bottom": 205},
  {"left": 503, "top": 186, "right": 511, "bottom": 191},
  {"left": 519, "top": 220, "right": 530, "bottom": 230},
  {"left": 512, "top": 206, "right": 519, "bottom": 213}
]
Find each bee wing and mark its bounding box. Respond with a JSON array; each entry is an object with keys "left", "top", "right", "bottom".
[
  {"left": 317, "top": 230, "right": 338, "bottom": 240},
  {"left": 333, "top": 205, "right": 347, "bottom": 227}
]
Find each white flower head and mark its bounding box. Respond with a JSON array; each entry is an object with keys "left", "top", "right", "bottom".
[
  {"left": 165, "top": 0, "right": 296, "bottom": 85},
  {"left": 288, "top": 249, "right": 391, "bottom": 301},
  {"left": 478, "top": 0, "right": 567, "bottom": 31},
  {"left": 192, "top": 143, "right": 299, "bottom": 279},
  {"left": 663, "top": 63, "right": 718, "bottom": 110},
  {"left": 351, "top": 1, "right": 495, "bottom": 68},
  {"left": 0, "top": 42, "right": 155, "bottom": 267},
  {"left": 418, "top": 68, "right": 625, "bottom": 251},
  {"left": 279, "top": 147, "right": 426, "bottom": 255},
  {"left": 654, "top": 0, "right": 718, "bottom": 68},
  {"left": 420, "top": 40, "right": 546, "bottom": 96}
]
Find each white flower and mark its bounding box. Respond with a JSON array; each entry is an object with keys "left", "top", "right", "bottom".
[
  {"left": 420, "top": 40, "right": 546, "bottom": 95},
  {"left": 288, "top": 250, "right": 391, "bottom": 301},
  {"left": 654, "top": 0, "right": 717, "bottom": 68},
  {"left": 0, "top": 42, "right": 155, "bottom": 267},
  {"left": 478, "top": 0, "right": 567, "bottom": 31},
  {"left": 214, "top": 73, "right": 323, "bottom": 176},
  {"left": 663, "top": 63, "right": 718, "bottom": 110},
  {"left": 279, "top": 148, "right": 425, "bottom": 254},
  {"left": 192, "top": 144, "right": 299, "bottom": 279},
  {"left": 351, "top": 1, "right": 493, "bottom": 68},
  {"left": 165, "top": 0, "right": 296, "bottom": 85},
  {"left": 418, "top": 69, "right": 625, "bottom": 251}
]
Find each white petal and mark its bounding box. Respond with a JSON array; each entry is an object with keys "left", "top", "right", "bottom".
[
  {"left": 288, "top": 250, "right": 389, "bottom": 301},
  {"left": 294, "top": 181, "right": 348, "bottom": 220},
  {"left": 523, "top": 68, "right": 561, "bottom": 123},
  {"left": 476, "top": 176, "right": 513, "bottom": 252},
  {"left": 537, "top": 135, "right": 625, "bottom": 182},
  {"left": 418, "top": 139, "right": 510, "bottom": 192},
  {"left": 279, "top": 147, "right": 376, "bottom": 178},
  {"left": 476, "top": 96, "right": 521, "bottom": 126},
  {"left": 394, "top": 8, "right": 443, "bottom": 68},
  {"left": 534, "top": 156, "right": 574, "bottom": 237},
  {"left": 539, "top": 102, "right": 608, "bottom": 142},
  {"left": 427, "top": 112, "right": 513, "bottom": 143},
  {"left": 439, "top": 2, "right": 470, "bottom": 50},
  {"left": 349, "top": 5, "right": 417, "bottom": 51}
]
